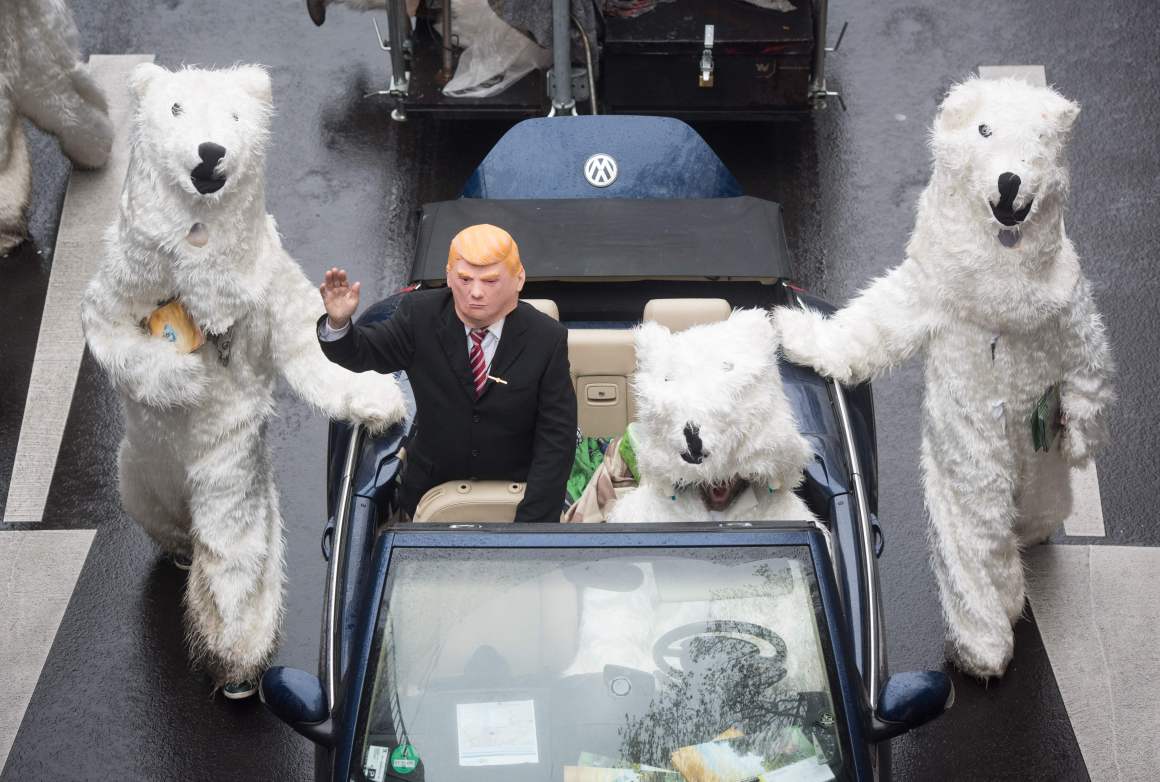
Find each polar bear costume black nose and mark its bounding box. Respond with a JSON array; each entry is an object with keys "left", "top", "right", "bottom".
[
  {"left": 990, "top": 171, "right": 1033, "bottom": 226},
  {"left": 680, "top": 422, "right": 708, "bottom": 464},
  {"left": 191, "top": 142, "right": 227, "bottom": 194}
]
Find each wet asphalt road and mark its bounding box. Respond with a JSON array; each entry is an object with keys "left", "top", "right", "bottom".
[{"left": 2, "top": 0, "right": 1159, "bottom": 779}]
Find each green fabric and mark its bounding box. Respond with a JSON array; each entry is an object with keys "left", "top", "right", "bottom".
[
  {"left": 1031, "top": 383, "right": 1062, "bottom": 452},
  {"left": 619, "top": 423, "right": 641, "bottom": 482},
  {"left": 567, "top": 436, "right": 607, "bottom": 502}
]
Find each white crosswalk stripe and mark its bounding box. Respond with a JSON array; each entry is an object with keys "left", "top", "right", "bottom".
[
  {"left": 1028, "top": 545, "right": 1160, "bottom": 781},
  {"left": 0, "top": 529, "right": 96, "bottom": 770}
]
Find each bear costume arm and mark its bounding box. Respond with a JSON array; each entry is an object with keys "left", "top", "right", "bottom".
[
  {"left": 775, "top": 261, "right": 936, "bottom": 384},
  {"left": 268, "top": 253, "right": 407, "bottom": 431},
  {"left": 1058, "top": 275, "right": 1116, "bottom": 464},
  {"left": 81, "top": 267, "right": 209, "bottom": 407},
  {"left": 8, "top": 0, "right": 113, "bottom": 169}
]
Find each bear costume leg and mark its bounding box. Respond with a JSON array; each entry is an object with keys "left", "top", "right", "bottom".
[
  {"left": 117, "top": 437, "right": 193, "bottom": 558},
  {"left": 923, "top": 438, "right": 1024, "bottom": 678},
  {"left": 184, "top": 422, "right": 285, "bottom": 686},
  {"left": 0, "top": 99, "right": 32, "bottom": 255},
  {"left": 1013, "top": 448, "right": 1073, "bottom": 547}
]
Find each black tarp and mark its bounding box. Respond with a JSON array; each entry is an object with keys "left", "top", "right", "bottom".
[{"left": 412, "top": 197, "right": 793, "bottom": 281}]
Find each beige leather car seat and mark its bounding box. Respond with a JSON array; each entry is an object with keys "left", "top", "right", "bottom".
[
  {"left": 413, "top": 480, "right": 526, "bottom": 522},
  {"left": 643, "top": 297, "right": 731, "bottom": 330},
  {"left": 568, "top": 328, "right": 637, "bottom": 438},
  {"left": 522, "top": 298, "right": 560, "bottom": 320}
]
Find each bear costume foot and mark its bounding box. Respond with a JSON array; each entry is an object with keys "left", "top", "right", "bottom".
[
  {"left": 306, "top": 0, "right": 326, "bottom": 25},
  {"left": 944, "top": 627, "right": 1014, "bottom": 680},
  {"left": 306, "top": 0, "right": 387, "bottom": 26},
  {"left": 0, "top": 230, "right": 25, "bottom": 257},
  {"left": 0, "top": 121, "right": 32, "bottom": 255}
]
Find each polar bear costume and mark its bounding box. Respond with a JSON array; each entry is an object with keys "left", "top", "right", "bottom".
[
  {"left": 610, "top": 308, "right": 816, "bottom": 525},
  {"left": 776, "top": 77, "right": 1115, "bottom": 678},
  {"left": 81, "top": 63, "right": 405, "bottom": 688},
  {"left": 0, "top": 0, "right": 113, "bottom": 254},
  {"left": 566, "top": 311, "right": 822, "bottom": 689}
]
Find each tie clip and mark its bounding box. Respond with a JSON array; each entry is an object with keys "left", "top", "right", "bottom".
[{"left": 487, "top": 375, "right": 508, "bottom": 385}]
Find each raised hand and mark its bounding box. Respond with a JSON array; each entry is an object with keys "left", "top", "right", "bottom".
[{"left": 319, "top": 267, "right": 360, "bottom": 328}]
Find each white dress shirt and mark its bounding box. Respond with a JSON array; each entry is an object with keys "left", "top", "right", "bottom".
[{"left": 319, "top": 314, "right": 506, "bottom": 372}]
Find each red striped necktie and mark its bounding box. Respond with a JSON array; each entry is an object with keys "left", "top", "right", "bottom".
[{"left": 469, "top": 328, "right": 489, "bottom": 397}]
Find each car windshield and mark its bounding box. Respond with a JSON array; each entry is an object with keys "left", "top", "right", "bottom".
[{"left": 352, "top": 545, "right": 851, "bottom": 782}]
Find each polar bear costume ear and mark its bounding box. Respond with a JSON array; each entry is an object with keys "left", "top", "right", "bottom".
[
  {"left": 1044, "top": 89, "right": 1080, "bottom": 138},
  {"left": 633, "top": 320, "right": 671, "bottom": 373},
  {"left": 933, "top": 77, "right": 984, "bottom": 135},
  {"left": 722, "top": 308, "right": 776, "bottom": 353},
  {"left": 232, "top": 65, "right": 273, "bottom": 107},
  {"left": 129, "top": 62, "right": 168, "bottom": 104}
]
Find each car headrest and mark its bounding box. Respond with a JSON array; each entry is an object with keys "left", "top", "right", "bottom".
[
  {"left": 642, "top": 298, "right": 731, "bottom": 331},
  {"left": 523, "top": 298, "right": 559, "bottom": 321}
]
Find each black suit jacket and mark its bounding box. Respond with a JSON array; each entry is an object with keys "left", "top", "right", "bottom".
[{"left": 318, "top": 288, "right": 576, "bottom": 522}]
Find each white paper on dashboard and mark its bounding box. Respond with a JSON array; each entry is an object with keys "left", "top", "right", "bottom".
[
  {"left": 363, "top": 745, "right": 389, "bottom": 780},
  {"left": 761, "top": 755, "right": 836, "bottom": 782},
  {"left": 456, "top": 699, "right": 540, "bottom": 767}
]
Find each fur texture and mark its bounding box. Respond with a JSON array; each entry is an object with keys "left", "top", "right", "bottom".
[
  {"left": 81, "top": 64, "right": 405, "bottom": 686},
  {"left": 609, "top": 309, "right": 817, "bottom": 524},
  {"left": 776, "top": 77, "right": 1115, "bottom": 678},
  {"left": 0, "top": 0, "right": 113, "bottom": 254},
  {"left": 568, "top": 311, "right": 821, "bottom": 688}
]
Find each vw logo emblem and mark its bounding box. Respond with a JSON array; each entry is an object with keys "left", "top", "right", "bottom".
[{"left": 584, "top": 153, "right": 618, "bottom": 188}]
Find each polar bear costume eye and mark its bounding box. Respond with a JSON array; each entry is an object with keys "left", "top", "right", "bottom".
[
  {"left": 978, "top": 123, "right": 992, "bottom": 138},
  {"left": 171, "top": 102, "right": 183, "bottom": 117},
  {"left": 232, "top": 112, "right": 240, "bottom": 122}
]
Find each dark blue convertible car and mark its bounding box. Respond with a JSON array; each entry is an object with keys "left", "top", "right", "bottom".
[{"left": 261, "top": 116, "right": 952, "bottom": 781}]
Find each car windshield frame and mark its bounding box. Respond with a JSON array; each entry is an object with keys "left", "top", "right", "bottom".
[{"left": 335, "top": 523, "right": 871, "bottom": 782}]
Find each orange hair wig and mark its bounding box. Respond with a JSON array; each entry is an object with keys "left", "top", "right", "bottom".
[{"left": 446, "top": 224, "right": 523, "bottom": 275}]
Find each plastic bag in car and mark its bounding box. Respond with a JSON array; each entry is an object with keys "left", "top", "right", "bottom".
[{"left": 441, "top": 0, "right": 551, "bottom": 98}]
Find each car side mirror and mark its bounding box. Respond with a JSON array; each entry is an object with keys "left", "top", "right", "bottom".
[
  {"left": 868, "top": 671, "right": 954, "bottom": 742},
  {"left": 260, "top": 666, "right": 335, "bottom": 746}
]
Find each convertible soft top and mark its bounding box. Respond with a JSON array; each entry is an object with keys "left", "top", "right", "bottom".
[{"left": 411, "top": 197, "right": 794, "bottom": 282}]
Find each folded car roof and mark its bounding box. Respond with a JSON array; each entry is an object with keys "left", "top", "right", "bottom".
[{"left": 412, "top": 197, "right": 794, "bottom": 283}]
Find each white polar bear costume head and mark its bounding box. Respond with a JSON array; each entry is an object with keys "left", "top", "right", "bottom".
[
  {"left": 930, "top": 76, "right": 1079, "bottom": 238},
  {"left": 129, "top": 63, "right": 272, "bottom": 201},
  {"left": 630, "top": 308, "right": 813, "bottom": 509},
  {"left": 910, "top": 76, "right": 1083, "bottom": 330},
  {"left": 119, "top": 64, "right": 280, "bottom": 334}
]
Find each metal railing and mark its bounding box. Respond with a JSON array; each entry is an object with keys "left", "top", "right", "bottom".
[
  {"left": 323, "top": 425, "right": 365, "bottom": 710},
  {"left": 830, "top": 382, "right": 883, "bottom": 708}
]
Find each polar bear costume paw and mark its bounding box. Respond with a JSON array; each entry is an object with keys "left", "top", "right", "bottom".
[
  {"left": 342, "top": 371, "right": 407, "bottom": 434},
  {"left": 129, "top": 346, "right": 210, "bottom": 408},
  {"left": 1060, "top": 414, "right": 1107, "bottom": 467},
  {"left": 775, "top": 305, "right": 859, "bottom": 385}
]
